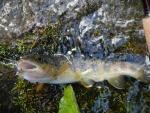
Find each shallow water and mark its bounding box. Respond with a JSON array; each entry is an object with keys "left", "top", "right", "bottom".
[{"left": 0, "top": 0, "right": 150, "bottom": 113}]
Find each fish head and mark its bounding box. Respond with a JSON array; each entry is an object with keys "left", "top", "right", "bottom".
[
  {"left": 16, "top": 58, "right": 52, "bottom": 82},
  {"left": 17, "top": 59, "right": 40, "bottom": 74},
  {"left": 16, "top": 53, "right": 51, "bottom": 77},
  {"left": 16, "top": 54, "right": 72, "bottom": 83}
]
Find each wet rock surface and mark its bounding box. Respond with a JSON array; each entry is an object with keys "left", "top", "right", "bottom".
[
  {"left": 0, "top": 0, "right": 146, "bottom": 57},
  {"left": 0, "top": 0, "right": 144, "bottom": 41},
  {"left": 0, "top": 0, "right": 149, "bottom": 113},
  {"left": 0, "top": 0, "right": 99, "bottom": 39}
]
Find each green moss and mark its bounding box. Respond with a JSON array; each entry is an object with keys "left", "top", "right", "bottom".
[
  {"left": 11, "top": 79, "right": 63, "bottom": 112},
  {"left": 114, "top": 37, "right": 146, "bottom": 54},
  {"left": 0, "top": 21, "right": 63, "bottom": 63},
  {"left": 0, "top": 1, "right": 149, "bottom": 113},
  {"left": 20, "top": 22, "right": 63, "bottom": 55},
  {"left": 11, "top": 78, "right": 36, "bottom": 113},
  {"left": 16, "top": 39, "right": 31, "bottom": 53},
  {"left": 0, "top": 45, "right": 9, "bottom": 55},
  {"left": 73, "top": 84, "right": 105, "bottom": 111},
  {"left": 93, "top": 30, "right": 101, "bottom": 37},
  {"left": 109, "top": 90, "right": 127, "bottom": 113}
]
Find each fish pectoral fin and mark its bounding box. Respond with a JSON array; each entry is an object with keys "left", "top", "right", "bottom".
[
  {"left": 136, "top": 69, "right": 147, "bottom": 83},
  {"left": 80, "top": 78, "right": 94, "bottom": 88},
  {"left": 54, "top": 53, "right": 72, "bottom": 65},
  {"left": 78, "top": 69, "right": 94, "bottom": 88},
  {"left": 107, "top": 75, "right": 125, "bottom": 89},
  {"left": 56, "top": 63, "right": 70, "bottom": 75}
]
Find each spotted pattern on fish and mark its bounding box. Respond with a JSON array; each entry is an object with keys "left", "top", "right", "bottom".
[{"left": 16, "top": 54, "right": 147, "bottom": 89}]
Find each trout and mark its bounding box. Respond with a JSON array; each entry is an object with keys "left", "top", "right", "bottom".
[{"left": 16, "top": 54, "right": 146, "bottom": 89}]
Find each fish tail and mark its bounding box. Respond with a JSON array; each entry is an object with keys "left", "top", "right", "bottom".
[
  {"left": 78, "top": 63, "right": 147, "bottom": 88},
  {"left": 107, "top": 66, "right": 147, "bottom": 89},
  {"left": 125, "top": 65, "right": 146, "bottom": 82}
]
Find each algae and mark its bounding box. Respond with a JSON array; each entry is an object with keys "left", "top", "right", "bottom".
[{"left": 0, "top": 0, "right": 149, "bottom": 113}]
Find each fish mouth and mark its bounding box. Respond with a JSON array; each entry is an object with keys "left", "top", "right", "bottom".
[{"left": 17, "top": 59, "right": 39, "bottom": 73}]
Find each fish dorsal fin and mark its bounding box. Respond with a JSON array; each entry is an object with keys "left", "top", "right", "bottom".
[
  {"left": 54, "top": 54, "right": 72, "bottom": 64},
  {"left": 107, "top": 75, "right": 125, "bottom": 89},
  {"left": 48, "top": 53, "right": 71, "bottom": 69}
]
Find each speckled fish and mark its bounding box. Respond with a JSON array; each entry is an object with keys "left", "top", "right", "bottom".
[{"left": 16, "top": 54, "right": 146, "bottom": 89}]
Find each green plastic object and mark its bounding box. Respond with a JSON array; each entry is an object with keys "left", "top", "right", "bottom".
[{"left": 58, "top": 85, "right": 80, "bottom": 113}]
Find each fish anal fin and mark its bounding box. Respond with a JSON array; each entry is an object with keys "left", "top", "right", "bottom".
[{"left": 107, "top": 75, "right": 125, "bottom": 89}]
